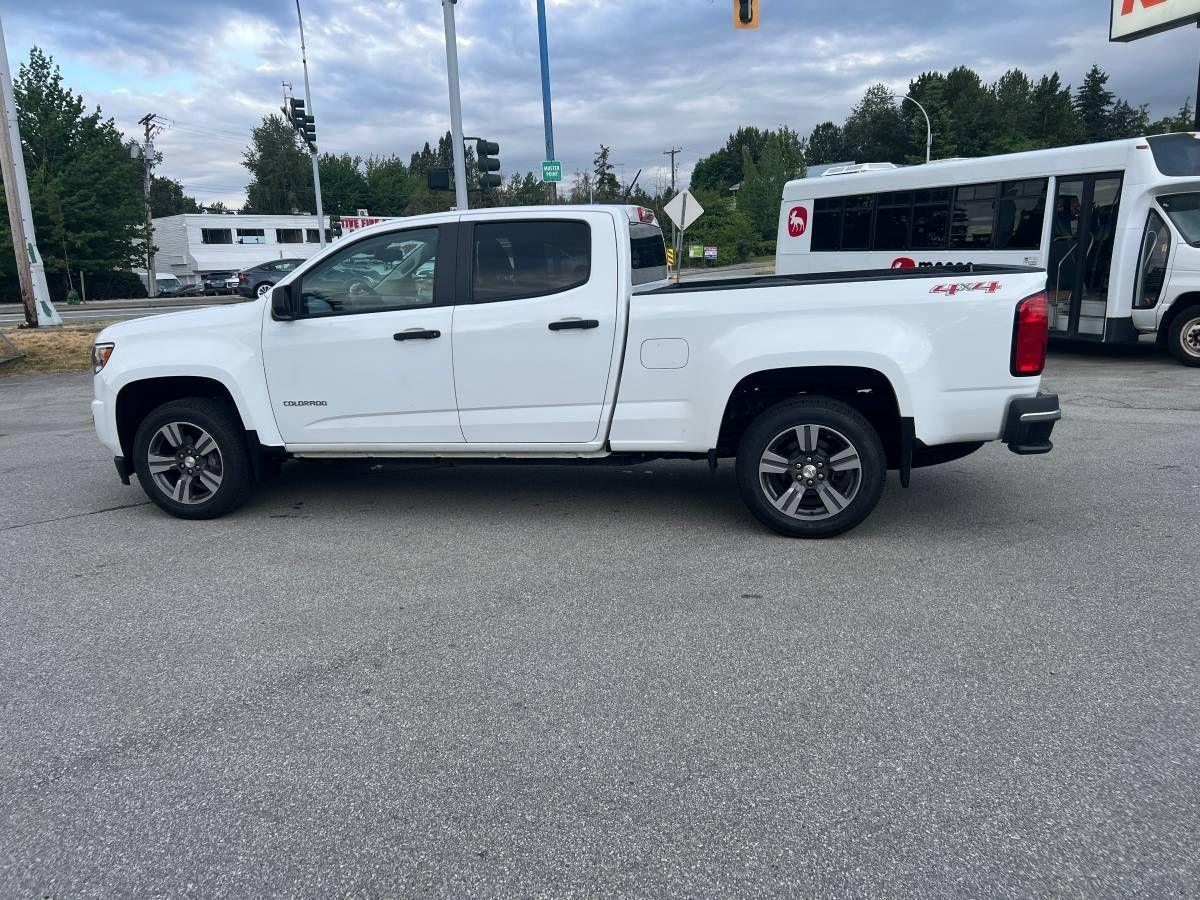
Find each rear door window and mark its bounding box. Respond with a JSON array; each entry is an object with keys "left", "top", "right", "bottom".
[
  {"left": 471, "top": 220, "right": 591, "bottom": 303},
  {"left": 629, "top": 223, "right": 667, "bottom": 285}
]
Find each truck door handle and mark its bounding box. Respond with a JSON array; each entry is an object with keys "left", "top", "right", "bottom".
[
  {"left": 393, "top": 329, "right": 441, "bottom": 341},
  {"left": 548, "top": 319, "right": 599, "bottom": 331}
]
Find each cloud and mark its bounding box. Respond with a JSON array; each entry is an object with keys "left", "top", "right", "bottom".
[{"left": 4, "top": 0, "right": 1196, "bottom": 207}]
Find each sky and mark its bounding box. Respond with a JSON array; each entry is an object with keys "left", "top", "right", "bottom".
[{"left": 4, "top": 0, "right": 1197, "bottom": 208}]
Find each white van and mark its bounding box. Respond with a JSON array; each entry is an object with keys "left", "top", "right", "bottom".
[{"left": 776, "top": 134, "right": 1200, "bottom": 366}]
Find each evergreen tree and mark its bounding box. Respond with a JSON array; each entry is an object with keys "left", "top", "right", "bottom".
[
  {"left": 990, "top": 69, "right": 1036, "bottom": 153},
  {"left": 842, "top": 84, "right": 908, "bottom": 163},
  {"left": 737, "top": 128, "right": 805, "bottom": 239},
  {"left": 149, "top": 177, "right": 199, "bottom": 217},
  {"left": 690, "top": 126, "right": 770, "bottom": 193},
  {"left": 0, "top": 47, "right": 143, "bottom": 298},
  {"left": 1151, "top": 98, "right": 1195, "bottom": 134},
  {"left": 592, "top": 145, "right": 620, "bottom": 201},
  {"left": 1030, "top": 73, "right": 1078, "bottom": 147},
  {"left": 317, "top": 152, "right": 370, "bottom": 220},
  {"left": 805, "top": 121, "right": 846, "bottom": 166},
  {"left": 363, "top": 155, "right": 412, "bottom": 215},
  {"left": 1075, "top": 65, "right": 1116, "bottom": 143},
  {"left": 242, "top": 114, "right": 309, "bottom": 213}
]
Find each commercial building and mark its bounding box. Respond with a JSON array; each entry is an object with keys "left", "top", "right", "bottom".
[{"left": 146, "top": 212, "right": 396, "bottom": 285}]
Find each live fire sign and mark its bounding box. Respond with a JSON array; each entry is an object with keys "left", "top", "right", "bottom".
[{"left": 1111, "top": 0, "right": 1200, "bottom": 41}]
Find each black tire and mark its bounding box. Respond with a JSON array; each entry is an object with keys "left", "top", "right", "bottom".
[
  {"left": 132, "top": 397, "right": 254, "bottom": 519},
  {"left": 1167, "top": 304, "right": 1200, "bottom": 367},
  {"left": 254, "top": 281, "right": 274, "bottom": 299},
  {"left": 735, "top": 397, "right": 887, "bottom": 538}
]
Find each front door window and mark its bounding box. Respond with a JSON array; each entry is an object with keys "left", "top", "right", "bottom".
[
  {"left": 299, "top": 228, "right": 439, "bottom": 317},
  {"left": 1134, "top": 210, "right": 1171, "bottom": 310}
]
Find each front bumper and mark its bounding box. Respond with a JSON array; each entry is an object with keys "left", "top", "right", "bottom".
[{"left": 1002, "top": 392, "right": 1061, "bottom": 455}]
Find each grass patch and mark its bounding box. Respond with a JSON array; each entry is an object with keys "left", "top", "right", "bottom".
[{"left": 0, "top": 322, "right": 117, "bottom": 376}]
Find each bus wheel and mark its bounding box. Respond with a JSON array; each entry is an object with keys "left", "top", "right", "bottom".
[{"left": 1167, "top": 305, "right": 1200, "bottom": 367}]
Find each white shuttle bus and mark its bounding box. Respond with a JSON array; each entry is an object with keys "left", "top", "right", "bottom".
[{"left": 776, "top": 134, "right": 1200, "bottom": 365}]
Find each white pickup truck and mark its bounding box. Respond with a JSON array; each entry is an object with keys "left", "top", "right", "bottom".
[{"left": 91, "top": 205, "right": 1060, "bottom": 537}]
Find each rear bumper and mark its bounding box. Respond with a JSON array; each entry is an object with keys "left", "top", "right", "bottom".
[{"left": 1002, "top": 392, "right": 1061, "bottom": 455}]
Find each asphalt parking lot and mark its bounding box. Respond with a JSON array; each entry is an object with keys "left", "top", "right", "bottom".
[{"left": 1, "top": 346, "right": 1197, "bottom": 897}]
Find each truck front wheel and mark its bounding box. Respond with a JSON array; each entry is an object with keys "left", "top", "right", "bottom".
[
  {"left": 1167, "top": 304, "right": 1200, "bottom": 367},
  {"left": 131, "top": 397, "right": 255, "bottom": 519},
  {"left": 735, "top": 397, "right": 887, "bottom": 538}
]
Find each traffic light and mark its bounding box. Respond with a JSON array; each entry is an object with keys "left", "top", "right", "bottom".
[
  {"left": 287, "top": 97, "right": 306, "bottom": 130},
  {"left": 734, "top": 0, "right": 759, "bottom": 28},
  {"left": 329, "top": 214, "right": 342, "bottom": 239},
  {"left": 285, "top": 98, "right": 317, "bottom": 152},
  {"left": 301, "top": 114, "right": 317, "bottom": 151},
  {"left": 427, "top": 168, "right": 453, "bottom": 192},
  {"left": 476, "top": 139, "right": 502, "bottom": 190}
]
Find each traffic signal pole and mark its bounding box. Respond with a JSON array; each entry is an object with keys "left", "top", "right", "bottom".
[
  {"left": 442, "top": 0, "right": 469, "bottom": 211},
  {"left": 295, "top": 0, "right": 326, "bottom": 248},
  {"left": 536, "top": 0, "right": 557, "bottom": 202}
]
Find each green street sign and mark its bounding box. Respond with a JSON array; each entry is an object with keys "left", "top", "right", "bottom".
[{"left": 542, "top": 160, "right": 562, "bottom": 183}]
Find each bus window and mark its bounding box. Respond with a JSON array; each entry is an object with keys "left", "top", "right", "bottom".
[
  {"left": 812, "top": 198, "right": 842, "bottom": 251},
  {"left": 950, "top": 183, "right": 998, "bottom": 249},
  {"left": 873, "top": 192, "right": 912, "bottom": 251},
  {"left": 996, "top": 179, "right": 1048, "bottom": 251},
  {"left": 1159, "top": 193, "right": 1200, "bottom": 246},
  {"left": 841, "top": 195, "right": 873, "bottom": 251},
  {"left": 1148, "top": 134, "right": 1200, "bottom": 177},
  {"left": 911, "top": 188, "right": 950, "bottom": 250},
  {"left": 1134, "top": 210, "right": 1171, "bottom": 310}
]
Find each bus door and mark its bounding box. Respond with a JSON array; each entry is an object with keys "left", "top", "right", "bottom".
[{"left": 1047, "top": 172, "right": 1123, "bottom": 339}]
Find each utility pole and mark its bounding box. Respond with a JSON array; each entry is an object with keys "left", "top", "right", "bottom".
[
  {"left": 137, "top": 113, "right": 162, "bottom": 298},
  {"left": 294, "top": 1, "right": 326, "bottom": 248},
  {"left": 441, "top": 0, "right": 469, "bottom": 211},
  {"left": 0, "top": 14, "right": 60, "bottom": 326},
  {"left": 536, "top": 0, "right": 557, "bottom": 203},
  {"left": 663, "top": 146, "right": 682, "bottom": 248},
  {"left": 663, "top": 147, "right": 682, "bottom": 194}
]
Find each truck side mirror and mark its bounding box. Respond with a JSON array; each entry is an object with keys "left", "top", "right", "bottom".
[{"left": 271, "top": 283, "right": 300, "bottom": 321}]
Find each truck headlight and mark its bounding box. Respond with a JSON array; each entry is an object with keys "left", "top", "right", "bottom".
[{"left": 92, "top": 342, "right": 114, "bottom": 373}]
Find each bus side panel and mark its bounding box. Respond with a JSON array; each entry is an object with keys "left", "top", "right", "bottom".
[{"left": 776, "top": 198, "right": 813, "bottom": 275}]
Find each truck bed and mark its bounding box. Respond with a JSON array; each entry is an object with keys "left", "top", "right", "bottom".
[{"left": 648, "top": 264, "right": 1043, "bottom": 295}]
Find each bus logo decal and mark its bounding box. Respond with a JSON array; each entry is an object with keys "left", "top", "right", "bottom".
[
  {"left": 787, "top": 206, "right": 808, "bottom": 238},
  {"left": 892, "top": 257, "right": 916, "bottom": 269}
]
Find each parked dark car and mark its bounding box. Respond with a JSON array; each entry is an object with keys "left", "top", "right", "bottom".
[
  {"left": 201, "top": 271, "right": 236, "bottom": 295},
  {"left": 236, "top": 259, "right": 306, "bottom": 298}
]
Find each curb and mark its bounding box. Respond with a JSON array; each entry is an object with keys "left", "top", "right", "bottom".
[{"left": 0, "top": 295, "right": 249, "bottom": 312}]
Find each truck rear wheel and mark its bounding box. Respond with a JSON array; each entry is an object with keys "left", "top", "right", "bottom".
[
  {"left": 735, "top": 397, "right": 887, "bottom": 538},
  {"left": 1167, "top": 304, "right": 1200, "bottom": 367},
  {"left": 131, "top": 397, "right": 254, "bottom": 519}
]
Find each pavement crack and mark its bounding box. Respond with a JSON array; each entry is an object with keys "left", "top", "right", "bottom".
[{"left": 1, "top": 500, "right": 151, "bottom": 532}]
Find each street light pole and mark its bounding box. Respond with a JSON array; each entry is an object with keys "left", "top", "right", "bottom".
[
  {"left": 902, "top": 95, "right": 932, "bottom": 164},
  {"left": 295, "top": 0, "right": 326, "bottom": 248},
  {"left": 441, "top": 0, "right": 469, "bottom": 211}
]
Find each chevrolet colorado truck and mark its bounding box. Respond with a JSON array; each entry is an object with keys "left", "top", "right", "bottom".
[{"left": 91, "top": 205, "right": 1060, "bottom": 538}]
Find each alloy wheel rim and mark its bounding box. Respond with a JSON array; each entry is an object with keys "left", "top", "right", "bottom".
[
  {"left": 147, "top": 421, "right": 224, "bottom": 505},
  {"left": 758, "top": 423, "right": 863, "bottom": 521},
  {"left": 256, "top": 283, "right": 272, "bottom": 297}
]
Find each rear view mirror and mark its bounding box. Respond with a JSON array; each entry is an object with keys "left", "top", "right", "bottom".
[{"left": 271, "top": 283, "right": 300, "bottom": 320}]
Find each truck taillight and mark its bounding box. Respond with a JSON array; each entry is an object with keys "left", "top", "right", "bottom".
[
  {"left": 636, "top": 207, "right": 655, "bottom": 224},
  {"left": 1012, "top": 291, "right": 1049, "bottom": 376}
]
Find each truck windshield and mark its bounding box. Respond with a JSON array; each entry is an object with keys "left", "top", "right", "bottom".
[
  {"left": 1147, "top": 134, "right": 1200, "bottom": 177},
  {"left": 630, "top": 223, "right": 667, "bottom": 285},
  {"left": 1159, "top": 193, "right": 1200, "bottom": 245}
]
